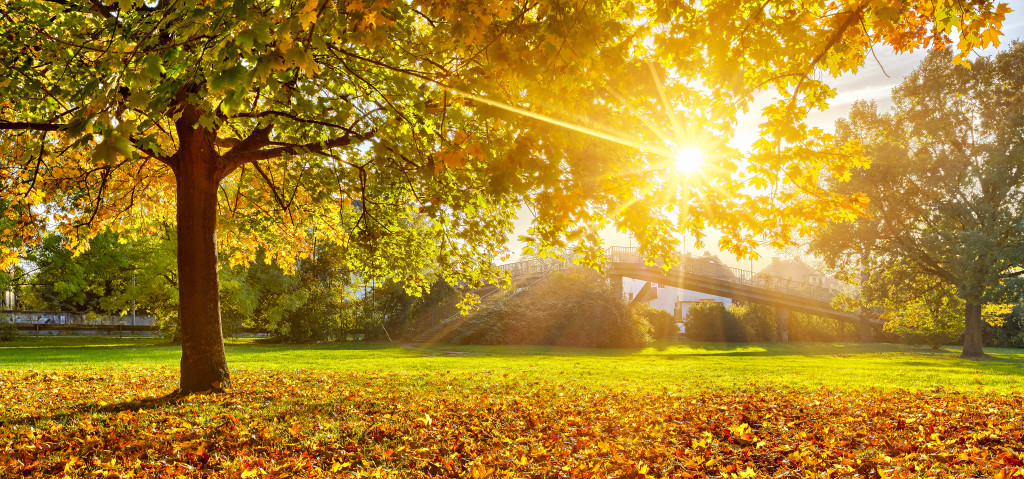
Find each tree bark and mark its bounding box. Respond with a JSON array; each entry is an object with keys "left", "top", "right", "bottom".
[
  {"left": 174, "top": 126, "right": 230, "bottom": 394},
  {"left": 961, "top": 301, "right": 984, "bottom": 358}
]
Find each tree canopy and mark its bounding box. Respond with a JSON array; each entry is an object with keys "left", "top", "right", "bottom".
[
  {"left": 0, "top": 0, "right": 1012, "bottom": 392},
  {"left": 812, "top": 44, "right": 1024, "bottom": 357}
]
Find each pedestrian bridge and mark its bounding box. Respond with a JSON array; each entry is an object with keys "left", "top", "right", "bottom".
[
  {"left": 496, "top": 246, "right": 878, "bottom": 341},
  {"left": 411, "top": 246, "right": 877, "bottom": 342}
]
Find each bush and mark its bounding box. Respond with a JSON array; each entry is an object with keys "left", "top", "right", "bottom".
[
  {"left": 0, "top": 314, "right": 17, "bottom": 341},
  {"left": 789, "top": 312, "right": 859, "bottom": 342},
  {"left": 686, "top": 302, "right": 859, "bottom": 343},
  {"left": 439, "top": 268, "right": 650, "bottom": 348},
  {"left": 886, "top": 320, "right": 957, "bottom": 348},
  {"left": 732, "top": 303, "right": 777, "bottom": 342},
  {"left": 684, "top": 302, "right": 744, "bottom": 342},
  {"left": 372, "top": 279, "right": 458, "bottom": 339},
  {"left": 983, "top": 304, "right": 1024, "bottom": 348},
  {"left": 153, "top": 310, "right": 181, "bottom": 343},
  {"left": 634, "top": 303, "right": 678, "bottom": 340}
]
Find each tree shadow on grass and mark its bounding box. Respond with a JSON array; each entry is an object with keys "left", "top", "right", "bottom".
[{"left": 0, "top": 391, "right": 184, "bottom": 428}]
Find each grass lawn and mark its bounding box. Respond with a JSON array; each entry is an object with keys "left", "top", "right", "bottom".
[
  {"left": 1, "top": 336, "right": 1023, "bottom": 392},
  {"left": 1, "top": 336, "right": 1023, "bottom": 478}
]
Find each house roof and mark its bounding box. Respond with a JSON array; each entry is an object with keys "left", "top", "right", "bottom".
[
  {"left": 684, "top": 251, "right": 736, "bottom": 279},
  {"left": 757, "top": 256, "right": 822, "bottom": 282}
]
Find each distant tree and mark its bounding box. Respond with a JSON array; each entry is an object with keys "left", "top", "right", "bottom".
[
  {"left": 23, "top": 229, "right": 178, "bottom": 318},
  {"left": 371, "top": 278, "right": 458, "bottom": 340},
  {"left": 983, "top": 304, "right": 1024, "bottom": 348},
  {"left": 685, "top": 302, "right": 742, "bottom": 342},
  {"left": 633, "top": 303, "right": 678, "bottom": 340},
  {"left": 0, "top": 263, "right": 24, "bottom": 309},
  {"left": 439, "top": 268, "right": 647, "bottom": 348},
  {"left": 0, "top": 0, "right": 1010, "bottom": 392},
  {"left": 732, "top": 303, "right": 777, "bottom": 342},
  {"left": 811, "top": 44, "right": 1024, "bottom": 357},
  {"left": 0, "top": 199, "right": 28, "bottom": 306}
]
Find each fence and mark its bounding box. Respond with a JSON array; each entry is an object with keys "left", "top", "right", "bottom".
[{"left": 0, "top": 310, "right": 157, "bottom": 326}]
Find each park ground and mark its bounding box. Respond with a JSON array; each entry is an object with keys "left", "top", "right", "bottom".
[{"left": 1, "top": 337, "right": 1023, "bottom": 477}]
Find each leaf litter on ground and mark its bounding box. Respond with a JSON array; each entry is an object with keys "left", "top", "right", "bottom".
[{"left": 1, "top": 368, "right": 1022, "bottom": 478}]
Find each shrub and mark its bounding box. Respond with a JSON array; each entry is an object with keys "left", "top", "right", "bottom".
[
  {"left": 732, "top": 303, "right": 777, "bottom": 342},
  {"left": 372, "top": 279, "right": 458, "bottom": 339},
  {"left": 684, "top": 302, "right": 744, "bottom": 342},
  {"left": 686, "top": 301, "right": 860, "bottom": 343},
  {"left": 440, "top": 268, "right": 650, "bottom": 348},
  {"left": 153, "top": 310, "right": 181, "bottom": 343},
  {"left": 983, "top": 304, "right": 1024, "bottom": 348},
  {"left": 633, "top": 303, "right": 678, "bottom": 340},
  {"left": 789, "top": 312, "right": 860, "bottom": 343},
  {"left": 0, "top": 314, "right": 17, "bottom": 341}
]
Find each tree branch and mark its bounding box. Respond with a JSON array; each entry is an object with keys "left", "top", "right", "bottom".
[
  {"left": 251, "top": 161, "right": 296, "bottom": 225},
  {"left": 0, "top": 121, "right": 66, "bottom": 132},
  {"left": 229, "top": 110, "right": 356, "bottom": 132},
  {"left": 221, "top": 132, "right": 372, "bottom": 179}
]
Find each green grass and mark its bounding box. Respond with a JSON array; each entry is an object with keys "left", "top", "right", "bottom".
[{"left": 2, "top": 335, "right": 1023, "bottom": 393}]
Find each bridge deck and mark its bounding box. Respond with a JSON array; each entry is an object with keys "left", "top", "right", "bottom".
[{"left": 498, "top": 247, "right": 872, "bottom": 324}]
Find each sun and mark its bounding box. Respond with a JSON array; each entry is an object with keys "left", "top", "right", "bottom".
[{"left": 673, "top": 146, "right": 705, "bottom": 173}]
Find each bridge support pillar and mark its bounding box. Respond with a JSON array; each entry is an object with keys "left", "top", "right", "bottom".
[
  {"left": 776, "top": 306, "right": 790, "bottom": 342},
  {"left": 858, "top": 310, "right": 872, "bottom": 343},
  {"left": 610, "top": 275, "right": 624, "bottom": 302}
]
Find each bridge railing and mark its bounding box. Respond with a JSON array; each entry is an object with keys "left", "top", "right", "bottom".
[
  {"left": 496, "top": 257, "right": 573, "bottom": 277},
  {"left": 494, "top": 247, "right": 842, "bottom": 304},
  {"left": 605, "top": 246, "right": 839, "bottom": 302}
]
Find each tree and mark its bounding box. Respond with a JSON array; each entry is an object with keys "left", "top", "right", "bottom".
[
  {"left": 1, "top": 199, "right": 29, "bottom": 306},
  {"left": 438, "top": 268, "right": 649, "bottom": 348},
  {"left": 0, "top": 0, "right": 1011, "bottom": 392},
  {"left": 371, "top": 278, "right": 458, "bottom": 339},
  {"left": 811, "top": 44, "right": 1024, "bottom": 358},
  {"left": 22, "top": 228, "right": 179, "bottom": 317}
]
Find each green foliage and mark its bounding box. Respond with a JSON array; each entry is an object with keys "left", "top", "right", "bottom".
[
  {"left": 219, "top": 252, "right": 304, "bottom": 339},
  {"left": 221, "top": 242, "right": 456, "bottom": 343},
  {"left": 220, "top": 244, "right": 367, "bottom": 343},
  {"left": 985, "top": 304, "right": 1024, "bottom": 348},
  {"left": 371, "top": 279, "right": 458, "bottom": 340},
  {"left": 788, "top": 313, "right": 859, "bottom": 343},
  {"left": 632, "top": 303, "right": 678, "bottom": 340},
  {"left": 687, "top": 302, "right": 857, "bottom": 343},
  {"left": 441, "top": 269, "right": 649, "bottom": 348},
  {"left": 0, "top": 313, "right": 17, "bottom": 341},
  {"left": 23, "top": 229, "right": 178, "bottom": 317},
  {"left": 812, "top": 44, "right": 1024, "bottom": 356},
  {"left": 21, "top": 228, "right": 414, "bottom": 343},
  {"left": 732, "top": 303, "right": 778, "bottom": 342},
  {"left": 684, "top": 302, "right": 743, "bottom": 342},
  {"left": 879, "top": 282, "right": 965, "bottom": 348}
]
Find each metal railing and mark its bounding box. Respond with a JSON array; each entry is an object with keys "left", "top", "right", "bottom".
[
  {"left": 496, "top": 257, "right": 574, "bottom": 277},
  {"left": 408, "top": 247, "right": 846, "bottom": 337},
  {"left": 561, "top": 246, "right": 840, "bottom": 303}
]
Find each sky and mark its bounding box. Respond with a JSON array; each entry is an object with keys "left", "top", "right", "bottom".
[{"left": 504, "top": 9, "right": 1024, "bottom": 272}]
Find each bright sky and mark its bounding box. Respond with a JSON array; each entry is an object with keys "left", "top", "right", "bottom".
[{"left": 506, "top": 10, "right": 1024, "bottom": 271}]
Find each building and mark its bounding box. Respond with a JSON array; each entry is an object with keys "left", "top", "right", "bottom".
[
  {"left": 756, "top": 256, "right": 838, "bottom": 288},
  {"left": 621, "top": 251, "right": 734, "bottom": 333}
]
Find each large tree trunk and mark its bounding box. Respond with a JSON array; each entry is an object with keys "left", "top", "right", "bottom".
[
  {"left": 961, "top": 301, "right": 984, "bottom": 358},
  {"left": 174, "top": 128, "right": 230, "bottom": 394}
]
